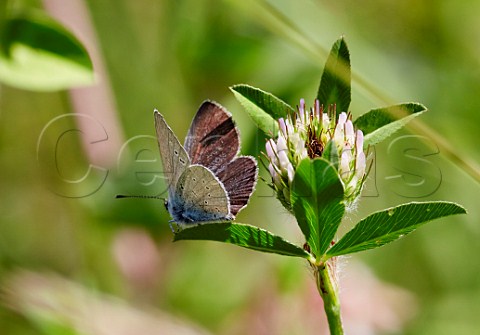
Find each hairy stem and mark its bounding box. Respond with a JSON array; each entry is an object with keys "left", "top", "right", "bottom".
[{"left": 315, "top": 263, "right": 344, "bottom": 335}]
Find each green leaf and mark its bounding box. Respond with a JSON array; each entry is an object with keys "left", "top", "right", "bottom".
[
  {"left": 173, "top": 222, "right": 312, "bottom": 259},
  {"left": 317, "top": 37, "right": 351, "bottom": 115},
  {"left": 322, "top": 140, "right": 339, "bottom": 170},
  {"left": 291, "top": 158, "right": 345, "bottom": 257},
  {"left": 230, "top": 84, "right": 294, "bottom": 135},
  {"left": 0, "top": 11, "right": 94, "bottom": 91},
  {"left": 354, "top": 103, "right": 427, "bottom": 147},
  {"left": 326, "top": 201, "right": 466, "bottom": 258}
]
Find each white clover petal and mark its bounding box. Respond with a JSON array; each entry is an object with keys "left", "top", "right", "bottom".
[
  {"left": 355, "top": 129, "right": 364, "bottom": 154},
  {"left": 315, "top": 99, "right": 321, "bottom": 119},
  {"left": 265, "top": 139, "right": 277, "bottom": 160},
  {"left": 278, "top": 150, "right": 290, "bottom": 170},
  {"left": 286, "top": 118, "right": 295, "bottom": 136},
  {"left": 346, "top": 176, "right": 357, "bottom": 194},
  {"left": 299, "top": 148, "right": 308, "bottom": 160},
  {"left": 287, "top": 163, "right": 295, "bottom": 184},
  {"left": 345, "top": 120, "right": 355, "bottom": 146},
  {"left": 340, "top": 150, "right": 353, "bottom": 178},
  {"left": 268, "top": 163, "right": 282, "bottom": 188},
  {"left": 289, "top": 133, "right": 301, "bottom": 150},
  {"left": 355, "top": 151, "right": 366, "bottom": 179},
  {"left": 278, "top": 118, "right": 287, "bottom": 137},
  {"left": 277, "top": 133, "right": 288, "bottom": 152},
  {"left": 334, "top": 112, "right": 347, "bottom": 144},
  {"left": 299, "top": 98, "right": 305, "bottom": 123},
  {"left": 268, "top": 163, "right": 276, "bottom": 178},
  {"left": 293, "top": 136, "right": 306, "bottom": 157}
]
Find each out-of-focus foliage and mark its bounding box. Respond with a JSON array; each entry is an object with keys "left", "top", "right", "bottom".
[
  {"left": 0, "top": 0, "right": 479, "bottom": 334},
  {"left": 0, "top": 10, "right": 94, "bottom": 90}
]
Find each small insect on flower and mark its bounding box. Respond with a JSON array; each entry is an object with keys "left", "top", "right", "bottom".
[{"left": 264, "top": 99, "right": 367, "bottom": 211}]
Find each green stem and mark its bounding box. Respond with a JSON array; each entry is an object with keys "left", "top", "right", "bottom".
[{"left": 315, "top": 263, "right": 344, "bottom": 335}]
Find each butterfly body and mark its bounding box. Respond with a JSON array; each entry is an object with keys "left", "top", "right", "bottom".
[{"left": 155, "top": 101, "right": 257, "bottom": 225}]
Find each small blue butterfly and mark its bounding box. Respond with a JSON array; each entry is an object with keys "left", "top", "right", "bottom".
[{"left": 154, "top": 101, "right": 257, "bottom": 225}]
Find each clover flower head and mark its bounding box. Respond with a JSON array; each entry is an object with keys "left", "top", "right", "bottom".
[{"left": 265, "top": 99, "right": 367, "bottom": 211}]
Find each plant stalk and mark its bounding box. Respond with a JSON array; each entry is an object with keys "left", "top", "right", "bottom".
[{"left": 315, "top": 263, "right": 344, "bottom": 335}]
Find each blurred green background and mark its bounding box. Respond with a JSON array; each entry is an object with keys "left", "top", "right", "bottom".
[{"left": 1, "top": 0, "right": 479, "bottom": 334}]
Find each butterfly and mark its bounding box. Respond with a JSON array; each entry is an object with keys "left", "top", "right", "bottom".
[{"left": 154, "top": 101, "right": 257, "bottom": 226}]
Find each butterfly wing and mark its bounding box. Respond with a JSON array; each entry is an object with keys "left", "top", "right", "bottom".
[
  {"left": 171, "top": 164, "right": 230, "bottom": 222},
  {"left": 154, "top": 110, "right": 191, "bottom": 193},
  {"left": 216, "top": 156, "right": 257, "bottom": 216},
  {"left": 184, "top": 101, "right": 239, "bottom": 174}
]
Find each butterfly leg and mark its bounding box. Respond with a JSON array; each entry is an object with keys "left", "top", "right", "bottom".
[{"left": 168, "top": 220, "right": 181, "bottom": 234}]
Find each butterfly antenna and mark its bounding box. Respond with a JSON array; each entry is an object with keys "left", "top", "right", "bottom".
[{"left": 116, "top": 194, "right": 165, "bottom": 200}]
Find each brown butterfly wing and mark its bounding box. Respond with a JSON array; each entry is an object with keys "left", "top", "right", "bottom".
[
  {"left": 184, "top": 101, "right": 239, "bottom": 174},
  {"left": 216, "top": 156, "right": 258, "bottom": 217}
]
